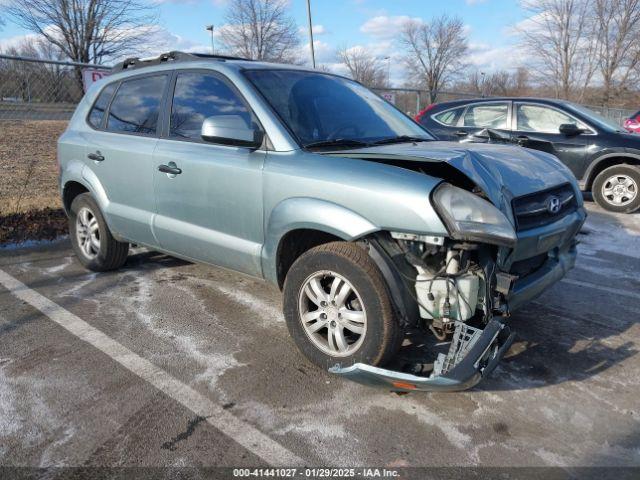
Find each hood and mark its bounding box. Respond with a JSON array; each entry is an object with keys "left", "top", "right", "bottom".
[{"left": 330, "top": 141, "right": 578, "bottom": 213}]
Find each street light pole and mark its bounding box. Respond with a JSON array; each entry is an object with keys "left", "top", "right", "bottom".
[
  {"left": 306, "top": 0, "right": 316, "bottom": 68},
  {"left": 206, "top": 25, "right": 215, "bottom": 55},
  {"left": 384, "top": 56, "right": 391, "bottom": 86}
]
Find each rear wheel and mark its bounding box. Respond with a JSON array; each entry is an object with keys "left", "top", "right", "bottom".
[
  {"left": 283, "top": 242, "right": 403, "bottom": 369},
  {"left": 592, "top": 164, "right": 640, "bottom": 213},
  {"left": 69, "top": 193, "right": 129, "bottom": 271}
]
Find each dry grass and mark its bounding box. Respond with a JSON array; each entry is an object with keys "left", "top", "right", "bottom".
[{"left": 0, "top": 120, "right": 67, "bottom": 215}]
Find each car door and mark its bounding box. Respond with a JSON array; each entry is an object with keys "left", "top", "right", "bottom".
[
  {"left": 84, "top": 73, "right": 169, "bottom": 246},
  {"left": 454, "top": 101, "right": 512, "bottom": 141},
  {"left": 511, "top": 102, "right": 590, "bottom": 177},
  {"left": 152, "top": 69, "right": 266, "bottom": 277}
]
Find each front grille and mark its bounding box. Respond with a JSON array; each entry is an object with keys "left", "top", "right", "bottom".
[{"left": 512, "top": 183, "right": 577, "bottom": 231}]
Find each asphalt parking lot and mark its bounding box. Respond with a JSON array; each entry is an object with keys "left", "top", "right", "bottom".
[{"left": 1, "top": 202, "right": 639, "bottom": 475}]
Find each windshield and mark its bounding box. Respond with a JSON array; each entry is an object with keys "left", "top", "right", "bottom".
[
  {"left": 244, "top": 69, "right": 433, "bottom": 148},
  {"left": 565, "top": 103, "right": 622, "bottom": 132}
]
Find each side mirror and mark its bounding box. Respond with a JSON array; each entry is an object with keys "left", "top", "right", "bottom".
[
  {"left": 559, "top": 123, "right": 583, "bottom": 136},
  {"left": 201, "top": 115, "right": 264, "bottom": 149}
]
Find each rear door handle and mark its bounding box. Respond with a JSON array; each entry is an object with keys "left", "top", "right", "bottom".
[
  {"left": 87, "top": 152, "right": 104, "bottom": 162},
  {"left": 158, "top": 164, "right": 182, "bottom": 175}
]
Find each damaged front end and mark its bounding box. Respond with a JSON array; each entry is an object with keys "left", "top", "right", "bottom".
[
  {"left": 329, "top": 183, "right": 584, "bottom": 393},
  {"left": 331, "top": 319, "right": 514, "bottom": 392}
]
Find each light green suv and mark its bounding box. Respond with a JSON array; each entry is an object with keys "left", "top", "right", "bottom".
[{"left": 58, "top": 52, "right": 586, "bottom": 391}]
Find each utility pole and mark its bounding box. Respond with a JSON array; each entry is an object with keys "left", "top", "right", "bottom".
[
  {"left": 206, "top": 25, "right": 215, "bottom": 55},
  {"left": 306, "top": 0, "right": 316, "bottom": 68}
]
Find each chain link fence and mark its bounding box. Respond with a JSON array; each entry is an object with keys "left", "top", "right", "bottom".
[
  {"left": 371, "top": 87, "right": 479, "bottom": 118},
  {"left": 0, "top": 55, "right": 112, "bottom": 223},
  {"left": 585, "top": 105, "right": 636, "bottom": 127}
]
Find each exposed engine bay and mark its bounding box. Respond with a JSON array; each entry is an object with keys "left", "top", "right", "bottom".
[{"left": 330, "top": 231, "right": 517, "bottom": 392}]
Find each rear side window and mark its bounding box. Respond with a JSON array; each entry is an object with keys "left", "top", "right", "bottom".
[
  {"left": 169, "top": 71, "right": 251, "bottom": 140},
  {"left": 107, "top": 75, "right": 167, "bottom": 135},
  {"left": 433, "top": 107, "right": 464, "bottom": 126},
  {"left": 463, "top": 103, "right": 509, "bottom": 129},
  {"left": 88, "top": 83, "right": 116, "bottom": 128}
]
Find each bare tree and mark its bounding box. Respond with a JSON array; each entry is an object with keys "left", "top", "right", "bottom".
[
  {"left": 400, "top": 15, "right": 468, "bottom": 103},
  {"left": 512, "top": 67, "right": 531, "bottom": 95},
  {"left": 337, "top": 46, "right": 389, "bottom": 88},
  {"left": 4, "top": 0, "right": 157, "bottom": 85},
  {"left": 518, "top": 0, "right": 597, "bottom": 101},
  {"left": 218, "top": 0, "right": 300, "bottom": 63},
  {"left": 485, "top": 70, "right": 512, "bottom": 96},
  {"left": 594, "top": 0, "right": 640, "bottom": 104}
]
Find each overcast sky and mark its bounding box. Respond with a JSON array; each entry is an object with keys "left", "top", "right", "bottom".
[{"left": 0, "top": 0, "right": 530, "bottom": 85}]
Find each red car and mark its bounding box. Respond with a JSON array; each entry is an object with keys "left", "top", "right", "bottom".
[{"left": 624, "top": 110, "right": 640, "bottom": 133}]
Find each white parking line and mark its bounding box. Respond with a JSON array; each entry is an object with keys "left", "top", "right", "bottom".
[
  {"left": 562, "top": 278, "right": 640, "bottom": 302},
  {"left": 0, "top": 268, "right": 304, "bottom": 466}
]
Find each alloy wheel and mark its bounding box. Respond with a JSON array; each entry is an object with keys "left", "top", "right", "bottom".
[
  {"left": 75, "top": 207, "right": 100, "bottom": 259},
  {"left": 298, "top": 270, "right": 367, "bottom": 357}
]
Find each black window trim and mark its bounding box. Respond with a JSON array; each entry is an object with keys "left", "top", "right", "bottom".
[
  {"left": 160, "top": 67, "right": 267, "bottom": 149},
  {"left": 86, "top": 71, "right": 172, "bottom": 138}
]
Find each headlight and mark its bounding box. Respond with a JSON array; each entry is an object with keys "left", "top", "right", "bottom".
[{"left": 432, "top": 183, "right": 517, "bottom": 247}]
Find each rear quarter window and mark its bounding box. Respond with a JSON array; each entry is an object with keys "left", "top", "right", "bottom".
[
  {"left": 88, "top": 83, "right": 116, "bottom": 128},
  {"left": 433, "top": 107, "right": 464, "bottom": 126},
  {"left": 107, "top": 74, "right": 168, "bottom": 135}
]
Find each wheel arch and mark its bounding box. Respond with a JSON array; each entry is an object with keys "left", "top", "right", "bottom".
[
  {"left": 62, "top": 181, "right": 90, "bottom": 214},
  {"left": 262, "top": 198, "right": 379, "bottom": 287},
  {"left": 584, "top": 153, "right": 640, "bottom": 190}
]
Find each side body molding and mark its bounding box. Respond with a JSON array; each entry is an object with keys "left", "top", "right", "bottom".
[{"left": 261, "top": 197, "right": 378, "bottom": 284}]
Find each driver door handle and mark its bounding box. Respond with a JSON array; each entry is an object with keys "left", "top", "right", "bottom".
[
  {"left": 455, "top": 130, "right": 468, "bottom": 137},
  {"left": 158, "top": 164, "right": 182, "bottom": 175},
  {"left": 87, "top": 152, "right": 104, "bottom": 162},
  {"left": 515, "top": 135, "right": 529, "bottom": 145}
]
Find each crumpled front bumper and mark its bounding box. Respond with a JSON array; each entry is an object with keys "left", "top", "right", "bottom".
[{"left": 330, "top": 319, "right": 515, "bottom": 392}]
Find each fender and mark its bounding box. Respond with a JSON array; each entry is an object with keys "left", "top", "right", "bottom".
[
  {"left": 59, "top": 159, "right": 87, "bottom": 211},
  {"left": 61, "top": 162, "right": 125, "bottom": 241},
  {"left": 261, "top": 197, "right": 378, "bottom": 283},
  {"left": 80, "top": 164, "right": 111, "bottom": 212},
  {"left": 581, "top": 151, "right": 640, "bottom": 189}
]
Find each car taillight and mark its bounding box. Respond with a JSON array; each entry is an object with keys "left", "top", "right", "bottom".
[{"left": 415, "top": 104, "right": 436, "bottom": 122}]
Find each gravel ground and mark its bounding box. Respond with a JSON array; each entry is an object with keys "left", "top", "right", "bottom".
[
  {"left": 0, "top": 120, "right": 67, "bottom": 215},
  {"left": 0, "top": 202, "right": 638, "bottom": 479}
]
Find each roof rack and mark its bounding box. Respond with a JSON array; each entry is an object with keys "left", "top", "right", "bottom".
[{"left": 112, "top": 51, "right": 253, "bottom": 72}]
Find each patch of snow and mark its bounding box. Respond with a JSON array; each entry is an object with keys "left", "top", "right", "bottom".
[{"left": 0, "top": 236, "right": 69, "bottom": 251}]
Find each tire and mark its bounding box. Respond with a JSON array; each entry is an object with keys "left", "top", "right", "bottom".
[
  {"left": 592, "top": 164, "right": 640, "bottom": 213},
  {"left": 283, "top": 241, "right": 403, "bottom": 370},
  {"left": 69, "top": 193, "right": 129, "bottom": 271}
]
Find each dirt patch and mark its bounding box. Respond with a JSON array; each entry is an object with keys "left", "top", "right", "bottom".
[
  {"left": 0, "top": 208, "right": 68, "bottom": 245},
  {"left": 0, "top": 120, "right": 67, "bottom": 215}
]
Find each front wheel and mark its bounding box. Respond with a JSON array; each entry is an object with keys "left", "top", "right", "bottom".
[
  {"left": 69, "top": 193, "right": 129, "bottom": 271},
  {"left": 592, "top": 164, "right": 640, "bottom": 213},
  {"left": 283, "top": 242, "right": 403, "bottom": 369}
]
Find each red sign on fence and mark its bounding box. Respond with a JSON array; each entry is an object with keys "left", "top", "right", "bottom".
[{"left": 82, "top": 68, "right": 111, "bottom": 92}]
